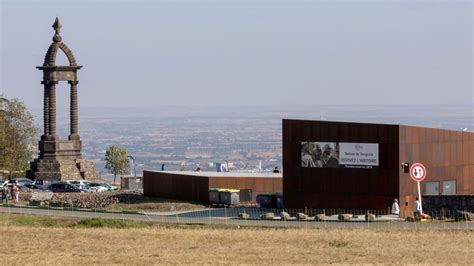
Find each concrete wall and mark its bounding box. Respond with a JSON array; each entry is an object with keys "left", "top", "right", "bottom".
[{"left": 121, "top": 176, "right": 143, "bottom": 190}]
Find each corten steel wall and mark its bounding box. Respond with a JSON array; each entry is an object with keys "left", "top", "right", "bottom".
[
  {"left": 399, "top": 126, "right": 474, "bottom": 216},
  {"left": 144, "top": 171, "right": 282, "bottom": 203},
  {"left": 209, "top": 177, "right": 282, "bottom": 202},
  {"left": 143, "top": 171, "right": 209, "bottom": 202},
  {"left": 283, "top": 119, "right": 400, "bottom": 210}
]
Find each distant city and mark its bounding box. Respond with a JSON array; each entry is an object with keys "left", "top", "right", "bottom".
[{"left": 29, "top": 105, "right": 473, "bottom": 178}]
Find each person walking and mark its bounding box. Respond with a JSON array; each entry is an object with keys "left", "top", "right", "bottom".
[
  {"left": 391, "top": 198, "right": 400, "bottom": 216},
  {"left": 12, "top": 183, "right": 19, "bottom": 203},
  {"left": 414, "top": 197, "right": 421, "bottom": 217},
  {"left": 10, "top": 184, "right": 14, "bottom": 200}
]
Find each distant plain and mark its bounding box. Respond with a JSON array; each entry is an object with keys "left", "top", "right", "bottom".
[{"left": 28, "top": 104, "right": 474, "bottom": 177}]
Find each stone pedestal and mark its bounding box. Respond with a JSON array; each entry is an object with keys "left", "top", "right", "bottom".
[
  {"left": 39, "top": 139, "right": 81, "bottom": 159},
  {"left": 28, "top": 138, "right": 101, "bottom": 181},
  {"left": 29, "top": 157, "right": 100, "bottom": 181},
  {"left": 29, "top": 138, "right": 101, "bottom": 181}
]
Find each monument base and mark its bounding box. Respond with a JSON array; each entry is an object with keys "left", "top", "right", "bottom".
[
  {"left": 28, "top": 158, "right": 101, "bottom": 181},
  {"left": 28, "top": 138, "right": 101, "bottom": 181}
]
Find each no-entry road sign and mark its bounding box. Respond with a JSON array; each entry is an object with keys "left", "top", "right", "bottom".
[{"left": 410, "top": 163, "right": 426, "bottom": 182}]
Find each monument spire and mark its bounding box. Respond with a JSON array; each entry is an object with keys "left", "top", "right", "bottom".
[{"left": 52, "top": 17, "right": 62, "bottom": 42}]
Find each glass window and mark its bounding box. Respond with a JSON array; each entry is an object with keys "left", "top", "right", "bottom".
[
  {"left": 424, "top": 181, "right": 439, "bottom": 195},
  {"left": 442, "top": 180, "right": 456, "bottom": 195}
]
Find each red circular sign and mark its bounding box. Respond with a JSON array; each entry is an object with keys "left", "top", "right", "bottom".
[{"left": 409, "top": 163, "right": 427, "bottom": 182}]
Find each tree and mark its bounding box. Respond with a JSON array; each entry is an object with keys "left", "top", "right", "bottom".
[
  {"left": 104, "top": 145, "right": 130, "bottom": 184},
  {"left": 0, "top": 96, "right": 37, "bottom": 178}
]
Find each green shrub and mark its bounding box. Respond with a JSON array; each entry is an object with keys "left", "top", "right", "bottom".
[
  {"left": 328, "top": 239, "right": 350, "bottom": 248},
  {"left": 0, "top": 213, "right": 73, "bottom": 227},
  {"left": 75, "top": 218, "right": 146, "bottom": 228}
]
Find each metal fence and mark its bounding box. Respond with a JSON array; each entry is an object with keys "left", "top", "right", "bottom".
[{"left": 0, "top": 204, "right": 472, "bottom": 230}]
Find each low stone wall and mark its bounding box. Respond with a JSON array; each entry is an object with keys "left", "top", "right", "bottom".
[
  {"left": 21, "top": 191, "right": 144, "bottom": 209},
  {"left": 423, "top": 195, "right": 474, "bottom": 212}
]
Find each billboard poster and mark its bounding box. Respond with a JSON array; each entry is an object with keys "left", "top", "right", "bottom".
[{"left": 301, "top": 142, "right": 378, "bottom": 169}]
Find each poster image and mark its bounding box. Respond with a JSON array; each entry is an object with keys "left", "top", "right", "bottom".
[
  {"left": 301, "top": 142, "right": 379, "bottom": 169},
  {"left": 301, "top": 142, "right": 340, "bottom": 168}
]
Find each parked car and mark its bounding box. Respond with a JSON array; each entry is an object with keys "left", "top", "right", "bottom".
[
  {"left": 67, "top": 181, "right": 100, "bottom": 192},
  {"left": 20, "top": 183, "right": 46, "bottom": 191},
  {"left": 66, "top": 180, "right": 91, "bottom": 186},
  {"left": 3, "top": 178, "right": 33, "bottom": 187},
  {"left": 74, "top": 184, "right": 95, "bottom": 193},
  {"left": 97, "top": 182, "right": 118, "bottom": 191},
  {"left": 47, "top": 182, "right": 86, "bottom": 193},
  {"left": 33, "top": 179, "right": 53, "bottom": 186},
  {"left": 87, "top": 182, "right": 109, "bottom": 192}
]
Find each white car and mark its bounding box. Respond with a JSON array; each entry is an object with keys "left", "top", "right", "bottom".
[
  {"left": 66, "top": 180, "right": 99, "bottom": 192},
  {"left": 67, "top": 180, "right": 91, "bottom": 186},
  {"left": 87, "top": 182, "right": 109, "bottom": 192}
]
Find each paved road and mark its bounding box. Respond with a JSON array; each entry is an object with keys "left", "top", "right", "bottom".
[{"left": 0, "top": 206, "right": 472, "bottom": 230}]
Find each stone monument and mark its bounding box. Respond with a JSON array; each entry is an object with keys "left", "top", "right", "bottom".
[{"left": 28, "top": 17, "right": 100, "bottom": 181}]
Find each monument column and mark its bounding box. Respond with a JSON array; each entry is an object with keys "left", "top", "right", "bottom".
[
  {"left": 48, "top": 81, "right": 58, "bottom": 138},
  {"left": 69, "top": 80, "right": 79, "bottom": 140},
  {"left": 42, "top": 82, "right": 50, "bottom": 138}
]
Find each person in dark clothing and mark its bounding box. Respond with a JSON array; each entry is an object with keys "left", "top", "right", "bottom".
[
  {"left": 414, "top": 197, "right": 421, "bottom": 217},
  {"left": 1, "top": 186, "right": 9, "bottom": 204},
  {"left": 273, "top": 167, "right": 280, "bottom": 173}
]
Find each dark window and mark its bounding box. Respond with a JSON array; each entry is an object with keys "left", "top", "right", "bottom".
[
  {"left": 442, "top": 180, "right": 456, "bottom": 195},
  {"left": 424, "top": 181, "right": 439, "bottom": 195}
]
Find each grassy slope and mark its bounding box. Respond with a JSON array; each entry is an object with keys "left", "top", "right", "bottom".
[{"left": 0, "top": 214, "right": 473, "bottom": 264}]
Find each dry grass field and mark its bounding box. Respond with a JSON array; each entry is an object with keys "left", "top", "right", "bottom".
[{"left": 0, "top": 214, "right": 472, "bottom": 264}]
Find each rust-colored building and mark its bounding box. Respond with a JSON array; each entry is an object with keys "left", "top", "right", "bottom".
[
  {"left": 143, "top": 171, "right": 282, "bottom": 203},
  {"left": 283, "top": 119, "right": 474, "bottom": 215}
]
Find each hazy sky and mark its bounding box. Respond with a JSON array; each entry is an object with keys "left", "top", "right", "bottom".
[{"left": 1, "top": 0, "right": 472, "bottom": 108}]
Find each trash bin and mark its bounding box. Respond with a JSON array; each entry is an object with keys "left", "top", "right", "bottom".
[
  {"left": 209, "top": 188, "right": 221, "bottom": 204},
  {"left": 256, "top": 193, "right": 273, "bottom": 208},
  {"left": 257, "top": 192, "right": 284, "bottom": 209},
  {"left": 220, "top": 189, "right": 240, "bottom": 205},
  {"left": 276, "top": 192, "right": 284, "bottom": 209}
]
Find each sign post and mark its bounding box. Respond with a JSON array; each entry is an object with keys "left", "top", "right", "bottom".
[
  {"left": 417, "top": 180, "right": 422, "bottom": 214},
  {"left": 409, "top": 163, "right": 427, "bottom": 214}
]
